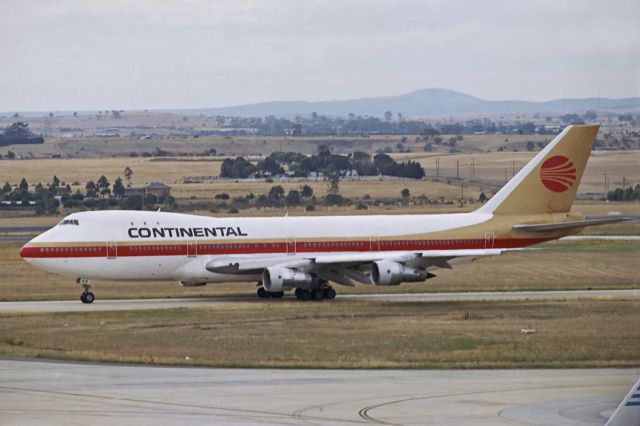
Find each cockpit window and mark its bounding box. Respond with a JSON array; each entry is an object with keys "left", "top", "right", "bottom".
[{"left": 59, "top": 219, "right": 79, "bottom": 226}]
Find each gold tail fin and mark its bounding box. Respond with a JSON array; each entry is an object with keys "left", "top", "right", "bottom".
[{"left": 476, "top": 125, "right": 599, "bottom": 215}]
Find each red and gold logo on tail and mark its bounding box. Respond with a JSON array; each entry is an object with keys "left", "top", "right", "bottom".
[{"left": 540, "top": 155, "right": 576, "bottom": 193}]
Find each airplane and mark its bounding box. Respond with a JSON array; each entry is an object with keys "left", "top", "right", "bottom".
[{"left": 19, "top": 124, "right": 628, "bottom": 303}]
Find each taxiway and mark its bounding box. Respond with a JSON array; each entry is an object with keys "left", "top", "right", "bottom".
[
  {"left": 0, "top": 358, "right": 635, "bottom": 425},
  {"left": 0, "top": 289, "right": 637, "bottom": 313}
]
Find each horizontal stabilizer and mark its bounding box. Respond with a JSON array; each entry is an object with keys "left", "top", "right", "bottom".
[{"left": 513, "top": 216, "right": 632, "bottom": 232}]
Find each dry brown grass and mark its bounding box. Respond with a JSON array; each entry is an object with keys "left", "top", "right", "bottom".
[
  {"left": 0, "top": 299, "right": 637, "bottom": 368},
  {"left": 399, "top": 150, "right": 640, "bottom": 193},
  {"left": 2, "top": 150, "right": 637, "bottom": 201}
]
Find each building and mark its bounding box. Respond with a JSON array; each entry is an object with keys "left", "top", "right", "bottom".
[{"left": 124, "top": 182, "right": 171, "bottom": 199}]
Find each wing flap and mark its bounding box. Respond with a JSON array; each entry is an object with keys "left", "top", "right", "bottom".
[{"left": 513, "top": 216, "right": 632, "bottom": 232}]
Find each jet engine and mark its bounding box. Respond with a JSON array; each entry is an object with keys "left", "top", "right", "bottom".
[
  {"left": 371, "top": 260, "right": 429, "bottom": 286},
  {"left": 262, "top": 267, "right": 314, "bottom": 292}
]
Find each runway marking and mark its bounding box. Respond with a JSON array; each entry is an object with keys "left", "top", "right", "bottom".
[
  {"left": 0, "top": 384, "right": 368, "bottom": 425},
  {"left": 358, "top": 384, "right": 622, "bottom": 425}
]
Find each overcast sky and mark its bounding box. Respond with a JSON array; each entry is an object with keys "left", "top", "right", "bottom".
[{"left": 1, "top": 0, "right": 638, "bottom": 112}]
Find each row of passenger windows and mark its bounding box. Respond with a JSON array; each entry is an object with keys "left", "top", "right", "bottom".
[
  {"left": 39, "top": 240, "right": 485, "bottom": 254},
  {"left": 41, "top": 246, "right": 96, "bottom": 253},
  {"left": 58, "top": 219, "right": 79, "bottom": 226}
]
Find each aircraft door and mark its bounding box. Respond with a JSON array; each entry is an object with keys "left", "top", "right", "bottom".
[
  {"left": 484, "top": 232, "right": 495, "bottom": 249},
  {"left": 106, "top": 241, "right": 117, "bottom": 259},
  {"left": 286, "top": 237, "right": 296, "bottom": 254}
]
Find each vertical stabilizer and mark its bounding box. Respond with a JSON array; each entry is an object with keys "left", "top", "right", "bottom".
[{"left": 476, "top": 125, "right": 599, "bottom": 215}]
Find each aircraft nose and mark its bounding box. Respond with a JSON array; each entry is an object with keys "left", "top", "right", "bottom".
[{"left": 20, "top": 240, "right": 34, "bottom": 259}]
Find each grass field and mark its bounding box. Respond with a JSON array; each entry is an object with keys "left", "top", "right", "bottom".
[
  {"left": 2, "top": 150, "right": 638, "bottom": 201},
  {"left": 0, "top": 299, "right": 637, "bottom": 368},
  {"left": 1, "top": 239, "right": 638, "bottom": 302}
]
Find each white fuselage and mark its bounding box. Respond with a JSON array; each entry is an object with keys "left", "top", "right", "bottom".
[{"left": 20, "top": 209, "right": 508, "bottom": 283}]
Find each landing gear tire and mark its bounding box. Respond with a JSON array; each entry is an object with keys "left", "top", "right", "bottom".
[
  {"left": 311, "top": 289, "right": 325, "bottom": 301},
  {"left": 257, "top": 287, "right": 270, "bottom": 299},
  {"left": 295, "top": 289, "right": 312, "bottom": 301},
  {"left": 271, "top": 291, "right": 284, "bottom": 299},
  {"left": 323, "top": 287, "right": 336, "bottom": 300},
  {"left": 81, "top": 292, "right": 95, "bottom": 304},
  {"left": 77, "top": 278, "right": 94, "bottom": 304}
]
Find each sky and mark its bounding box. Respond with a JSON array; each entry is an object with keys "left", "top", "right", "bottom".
[{"left": 1, "top": 0, "right": 639, "bottom": 112}]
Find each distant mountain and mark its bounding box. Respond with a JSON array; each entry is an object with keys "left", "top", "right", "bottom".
[{"left": 173, "top": 88, "right": 640, "bottom": 118}]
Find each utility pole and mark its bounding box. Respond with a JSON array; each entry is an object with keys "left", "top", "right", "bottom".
[
  {"left": 512, "top": 160, "right": 516, "bottom": 178},
  {"left": 435, "top": 158, "right": 440, "bottom": 179},
  {"left": 504, "top": 168, "right": 508, "bottom": 184},
  {"left": 456, "top": 160, "right": 459, "bottom": 180}
]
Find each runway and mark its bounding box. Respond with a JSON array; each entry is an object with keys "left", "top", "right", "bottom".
[
  {"left": 0, "top": 358, "right": 635, "bottom": 425},
  {"left": 1, "top": 289, "right": 638, "bottom": 313}
]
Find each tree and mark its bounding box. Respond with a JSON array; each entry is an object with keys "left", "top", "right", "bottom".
[
  {"left": 124, "top": 166, "right": 133, "bottom": 187},
  {"left": 526, "top": 141, "right": 535, "bottom": 151},
  {"left": 19, "top": 178, "right": 29, "bottom": 194},
  {"left": 479, "top": 192, "right": 487, "bottom": 202},
  {"left": 85, "top": 180, "right": 97, "bottom": 197},
  {"left": 583, "top": 110, "right": 597, "bottom": 121},
  {"left": 401, "top": 188, "right": 411, "bottom": 199},
  {"left": 220, "top": 157, "right": 257, "bottom": 178},
  {"left": 2, "top": 182, "right": 11, "bottom": 194},
  {"left": 384, "top": 111, "right": 393, "bottom": 121},
  {"left": 256, "top": 156, "right": 284, "bottom": 175},
  {"left": 301, "top": 185, "right": 313, "bottom": 198},
  {"left": 120, "top": 194, "right": 143, "bottom": 210},
  {"left": 324, "top": 171, "right": 340, "bottom": 194},
  {"left": 286, "top": 190, "right": 301, "bottom": 205},
  {"left": 268, "top": 185, "right": 285, "bottom": 201},
  {"left": 96, "top": 175, "right": 110, "bottom": 198},
  {"left": 113, "top": 177, "right": 125, "bottom": 198},
  {"left": 50, "top": 175, "right": 60, "bottom": 194}
]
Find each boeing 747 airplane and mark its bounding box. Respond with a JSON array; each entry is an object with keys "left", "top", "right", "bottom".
[{"left": 20, "top": 125, "right": 626, "bottom": 303}]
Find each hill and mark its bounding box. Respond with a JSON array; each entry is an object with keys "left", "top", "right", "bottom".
[{"left": 172, "top": 88, "right": 640, "bottom": 118}]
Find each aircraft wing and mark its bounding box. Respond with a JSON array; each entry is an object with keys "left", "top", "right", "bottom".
[
  {"left": 605, "top": 376, "right": 640, "bottom": 426},
  {"left": 205, "top": 248, "right": 510, "bottom": 286}
]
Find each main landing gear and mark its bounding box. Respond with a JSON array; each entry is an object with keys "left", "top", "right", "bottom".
[
  {"left": 255, "top": 283, "right": 337, "bottom": 301},
  {"left": 76, "top": 277, "right": 95, "bottom": 304},
  {"left": 256, "top": 287, "right": 284, "bottom": 299},
  {"left": 295, "top": 286, "right": 336, "bottom": 301}
]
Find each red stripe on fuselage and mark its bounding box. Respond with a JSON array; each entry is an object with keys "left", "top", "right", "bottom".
[{"left": 20, "top": 238, "right": 551, "bottom": 259}]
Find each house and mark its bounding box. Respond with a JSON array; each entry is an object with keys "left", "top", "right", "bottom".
[
  {"left": 145, "top": 182, "right": 172, "bottom": 198},
  {"left": 124, "top": 182, "right": 171, "bottom": 199}
]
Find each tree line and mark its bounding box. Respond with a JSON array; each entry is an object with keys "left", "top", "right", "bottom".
[
  {"left": 0, "top": 122, "right": 44, "bottom": 147},
  {"left": 220, "top": 149, "right": 425, "bottom": 179}
]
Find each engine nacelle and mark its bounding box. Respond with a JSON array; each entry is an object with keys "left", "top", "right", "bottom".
[
  {"left": 371, "top": 260, "right": 429, "bottom": 286},
  {"left": 262, "top": 267, "right": 314, "bottom": 292}
]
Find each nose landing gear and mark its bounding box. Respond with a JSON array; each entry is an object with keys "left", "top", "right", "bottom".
[{"left": 76, "top": 277, "right": 95, "bottom": 304}]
